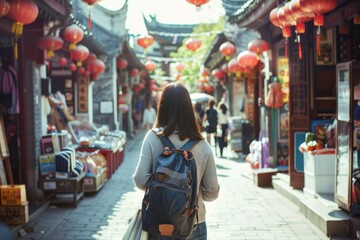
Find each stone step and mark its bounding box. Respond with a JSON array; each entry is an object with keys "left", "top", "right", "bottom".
[{"left": 272, "top": 174, "right": 352, "bottom": 238}]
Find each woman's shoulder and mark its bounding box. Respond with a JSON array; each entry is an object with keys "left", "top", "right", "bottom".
[{"left": 193, "top": 139, "right": 213, "bottom": 154}]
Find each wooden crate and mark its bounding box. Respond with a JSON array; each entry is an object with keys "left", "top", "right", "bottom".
[
  {"left": 0, "top": 185, "right": 27, "bottom": 205},
  {"left": 0, "top": 202, "right": 29, "bottom": 225},
  {"left": 84, "top": 168, "right": 107, "bottom": 192},
  {"left": 253, "top": 168, "right": 277, "bottom": 187}
]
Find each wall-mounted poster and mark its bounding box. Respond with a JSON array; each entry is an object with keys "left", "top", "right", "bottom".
[
  {"left": 77, "top": 76, "right": 88, "bottom": 113},
  {"left": 337, "top": 66, "right": 350, "bottom": 121},
  {"left": 316, "top": 28, "right": 335, "bottom": 65}
]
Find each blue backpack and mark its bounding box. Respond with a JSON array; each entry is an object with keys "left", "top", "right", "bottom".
[{"left": 141, "top": 130, "right": 199, "bottom": 237}]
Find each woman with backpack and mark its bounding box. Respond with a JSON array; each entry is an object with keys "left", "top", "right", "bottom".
[{"left": 134, "top": 82, "right": 220, "bottom": 240}]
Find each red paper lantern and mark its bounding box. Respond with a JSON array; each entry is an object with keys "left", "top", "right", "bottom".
[
  {"left": 6, "top": 0, "right": 39, "bottom": 36},
  {"left": 201, "top": 68, "right": 210, "bottom": 77},
  {"left": 37, "top": 35, "right": 64, "bottom": 58},
  {"left": 86, "top": 53, "right": 97, "bottom": 64},
  {"left": 186, "top": 0, "right": 209, "bottom": 7},
  {"left": 0, "top": 0, "right": 10, "bottom": 18},
  {"left": 199, "top": 77, "right": 207, "bottom": 84},
  {"left": 174, "top": 62, "right": 184, "bottom": 73},
  {"left": 137, "top": 35, "right": 154, "bottom": 53},
  {"left": 269, "top": 8, "right": 281, "bottom": 27},
  {"left": 58, "top": 57, "right": 67, "bottom": 67},
  {"left": 78, "top": 67, "right": 85, "bottom": 74},
  {"left": 248, "top": 39, "right": 269, "bottom": 55},
  {"left": 300, "top": 0, "right": 337, "bottom": 56},
  {"left": 237, "top": 51, "right": 259, "bottom": 68},
  {"left": 85, "top": 71, "right": 91, "bottom": 77},
  {"left": 228, "top": 57, "right": 243, "bottom": 77},
  {"left": 87, "top": 59, "right": 105, "bottom": 81},
  {"left": 132, "top": 83, "right": 144, "bottom": 93},
  {"left": 71, "top": 45, "right": 89, "bottom": 67},
  {"left": 69, "top": 63, "right": 77, "bottom": 72},
  {"left": 130, "top": 68, "right": 139, "bottom": 77},
  {"left": 211, "top": 68, "right": 225, "bottom": 79},
  {"left": 219, "top": 41, "right": 236, "bottom": 60},
  {"left": 185, "top": 38, "right": 202, "bottom": 52},
  {"left": 63, "top": 24, "right": 84, "bottom": 50},
  {"left": 221, "top": 63, "right": 228, "bottom": 73},
  {"left": 117, "top": 58, "right": 128, "bottom": 70},
  {"left": 204, "top": 85, "right": 214, "bottom": 94},
  {"left": 144, "top": 60, "right": 156, "bottom": 72},
  {"left": 81, "top": 0, "right": 102, "bottom": 29}
]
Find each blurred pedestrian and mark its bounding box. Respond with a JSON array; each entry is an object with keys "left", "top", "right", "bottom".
[
  {"left": 203, "top": 99, "right": 218, "bottom": 146},
  {"left": 134, "top": 82, "right": 220, "bottom": 239},
  {"left": 142, "top": 103, "right": 156, "bottom": 129},
  {"left": 217, "top": 102, "right": 230, "bottom": 157},
  {"left": 194, "top": 102, "right": 205, "bottom": 131}
]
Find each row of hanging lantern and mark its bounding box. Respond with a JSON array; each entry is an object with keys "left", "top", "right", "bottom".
[
  {"left": 210, "top": 39, "right": 267, "bottom": 82},
  {"left": 270, "top": 0, "right": 337, "bottom": 59}
]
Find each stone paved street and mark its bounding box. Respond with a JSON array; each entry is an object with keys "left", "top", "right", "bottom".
[{"left": 17, "top": 130, "right": 328, "bottom": 240}]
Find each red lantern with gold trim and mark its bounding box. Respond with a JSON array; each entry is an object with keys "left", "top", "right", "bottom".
[
  {"left": 144, "top": 60, "right": 156, "bottom": 73},
  {"left": 237, "top": 50, "right": 259, "bottom": 68},
  {"left": 71, "top": 45, "right": 89, "bottom": 67},
  {"left": 81, "top": 0, "right": 102, "bottom": 29},
  {"left": 69, "top": 63, "right": 77, "bottom": 72},
  {"left": 59, "top": 57, "right": 67, "bottom": 68},
  {"left": 132, "top": 83, "right": 144, "bottom": 94},
  {"left": 185, "top": 38, "right": 202, "bottom": 52},
  {"left": 37, "top": 35, "right": 64, "bottom": 58},
  {"left": 87, "top": 59, "right": 105, "bottom": 81},
  {"left": 137, "top": 34, "right": 154, "bottom": 54},
  {"left": 248, "top": 39, "right": 269, "bottom": 56},
  {"left": 201, "top": 68, "right": 210, "bottom": 77},
  {"left": 130, "top": 68, "right": 139, "bottom": 77},
  {"left": 0, "top": 0, "right": 10, "bottom": 18},
  {"left": 186, "top": 0, "right": 209, "bottom": 7},
  {"left": 63, "top": 24, "right": 84, "bottom": 50},
  {"left": 219, "top": 41, "right": 235, "bottom": 60},
  {"left": 117, "top": 58, "right": 128, "bottom": 70},
  {"left": 228, "top": 57, "right": 243, "bottom": 77},
  {"left": 300, "top": 0, "right": 337, "bottom": 56},
  {"left": 211, "top": 68, "right": 225, "bottom": 79},
  {"left": 6, "top": 0, "right": 39, "bottom": 36},
  {"left": 174, "top": 62, "right": 184, "bottom": 73},
  {"left": 199, "top": 77, "right": 207, "bottom": 84}
]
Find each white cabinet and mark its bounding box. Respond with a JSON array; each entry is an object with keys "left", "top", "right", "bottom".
[{"left": 303, "top": 152, "right": 336, "bottom": 197}]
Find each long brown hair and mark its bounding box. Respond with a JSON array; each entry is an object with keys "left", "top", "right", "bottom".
[{"left": 155, "top": 82, "right": 204, "bottom": 141}]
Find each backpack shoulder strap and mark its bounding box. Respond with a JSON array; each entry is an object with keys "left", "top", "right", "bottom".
[
  {"left": 180, "top": 138, "right": 200, "bottom": 151},
  {"left": 152, "top": 128, "right": 176, "bottom": 149}
]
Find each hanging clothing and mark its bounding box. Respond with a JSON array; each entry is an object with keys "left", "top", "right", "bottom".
[
  {"left": 0, "top": 66, "right": 19, "bottom": 114},
  {"left": 41, "top": 96, "right": 51, "bottom": 135}
]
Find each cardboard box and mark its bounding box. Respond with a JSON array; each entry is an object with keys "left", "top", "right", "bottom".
[
  {"left": 0, "top": 185, "right": 27, "bottom": 205},
  {"left": 0, "top": 202, "right": 29, "bottom": 225},
  {"left": 39, "top": 154, "right": 56, "bottom": 178},
  {"left": 84, "top": 173, "right": 102, "bottom": 192}
]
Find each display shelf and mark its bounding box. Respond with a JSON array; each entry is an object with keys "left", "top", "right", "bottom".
[{"left": 38, "top": 172, "right": 85, "bottom": 207}]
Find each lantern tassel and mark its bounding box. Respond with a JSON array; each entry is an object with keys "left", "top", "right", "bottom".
[
  {"left": 285, "top": 38, "right": 288, "bottom": 58},
  {"left": 12, "top": 22, "right": 23, "bottom": 36},
  {"left": 317, "top": 26, "right": 321, "bottom": 56},
  {"left": 69, "top": 43, "right": 76, "bottom": 50},
  {"left": 297, "top": 34, "right": 302, "bottom": 60},
  {"left": 47, "top": 50, "right": 55, "bottom": 59},
  {"left": 88, "top": 12, "right": 92, "bottom": 30}
]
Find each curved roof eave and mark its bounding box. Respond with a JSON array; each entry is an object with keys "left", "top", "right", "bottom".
[{"left": 228, "top": 0, "right": 276, "bottom": 30}]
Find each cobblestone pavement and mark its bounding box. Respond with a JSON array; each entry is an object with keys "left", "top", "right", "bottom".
[{"left": 17, "top": 130, "right": 329, "bottom": 240}]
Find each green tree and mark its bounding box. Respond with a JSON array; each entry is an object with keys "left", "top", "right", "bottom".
[{"left": 170, "top": 17, "right": 224, "bottom": 91}]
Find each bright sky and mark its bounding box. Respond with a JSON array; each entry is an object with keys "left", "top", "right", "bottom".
[{"left": 99, "top": 0, "right": 225, "bottom": 34}]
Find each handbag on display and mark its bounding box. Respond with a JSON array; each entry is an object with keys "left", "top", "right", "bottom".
[{"left": 122, "top": 209, "right": 148, "bottom": 240}]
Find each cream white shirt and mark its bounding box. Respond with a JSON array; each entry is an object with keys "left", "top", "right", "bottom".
[{"left": 134, "top": 130, "right": 220, "bottom": 223}]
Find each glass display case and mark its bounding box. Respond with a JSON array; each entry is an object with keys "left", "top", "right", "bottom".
[{"left": 335, "top": 61, "right": 360, "bottom": 215}]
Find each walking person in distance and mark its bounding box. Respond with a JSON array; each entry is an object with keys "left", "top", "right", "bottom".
[
  {"left": 217, "top": 102, "right": 230, "bottom": 158},
  {"left": 203, "top": 99, "right": 218, "bottom": 146},
  {"left": 134, "top": 82, "right": 220, "bottom": 239}
]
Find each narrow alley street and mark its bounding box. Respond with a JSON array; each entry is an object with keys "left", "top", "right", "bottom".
[{"left": 17, "top": 130, "right": 328, "bottom": 240}]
